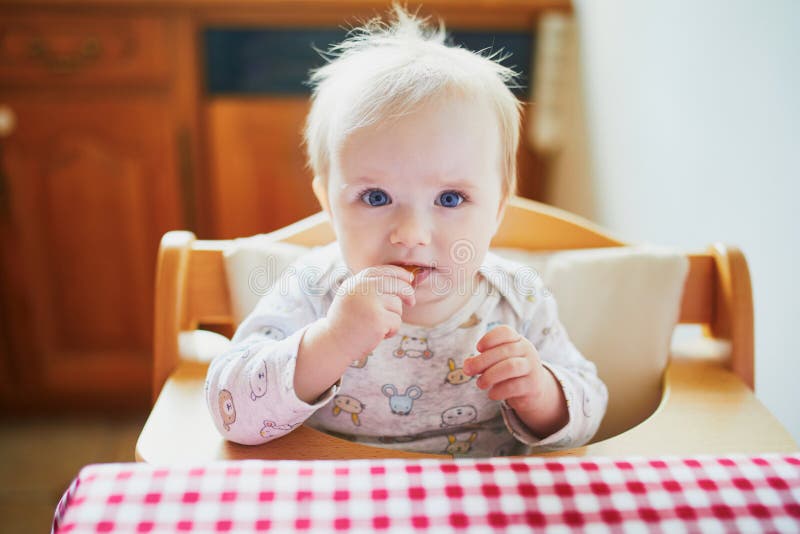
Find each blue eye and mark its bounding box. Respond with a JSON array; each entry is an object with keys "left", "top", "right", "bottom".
[
  {"left": 436, "top": 191, "right": 465, "bottom": 208},
  {"left": 361, "top": 189, "right": 391, "bottom": 207}
]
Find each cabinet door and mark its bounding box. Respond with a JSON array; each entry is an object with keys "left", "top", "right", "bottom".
[
  {"left": 0, "top": 95, "right": 182, "bottom": 410},
  {"left": 207, "top": 98, "right": 322, "bottom": 239}
]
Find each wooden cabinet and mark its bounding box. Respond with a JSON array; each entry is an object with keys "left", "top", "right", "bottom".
[
  {"left": 0, "top": 0, "right": 566, "bottom": 412},
  {"left": 0, "top": 12, "right": 185, "bottom": 411}
]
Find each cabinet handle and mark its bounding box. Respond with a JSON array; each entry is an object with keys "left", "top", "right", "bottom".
[
  {"left": 177, "top": 128, "right": 196, "bottom": 232},
  {"left": 27, "top": 36, "right": 103, "bottom": 75},
  {"left": 0, "top": 106, "right": 15, "bottom": 220},
  {"left": 0, "top": 106, "right": 14, "bottom": 137}
]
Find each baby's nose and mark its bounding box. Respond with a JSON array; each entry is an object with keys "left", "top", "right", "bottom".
[{"left": 390, "top": 210, "right": 431, "bottom": 247}]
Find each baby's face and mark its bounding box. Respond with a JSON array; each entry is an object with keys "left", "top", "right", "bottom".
[{"left": 324, "top": 94, "right": 505, "bottom": 313}]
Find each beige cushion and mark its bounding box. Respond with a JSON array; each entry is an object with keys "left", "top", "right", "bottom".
[
  {"left": 493, "top": 247, "right": 689, "bottom": 441},
  {"left": 222, "top": 240, "right": 688, "bottom": 443},
  {"left": 223, "top": 237, "right": 310, "bottom": 326}
]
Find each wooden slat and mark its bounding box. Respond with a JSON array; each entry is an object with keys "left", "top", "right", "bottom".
[
  {"left": 493, "top": 197, "right": 626, "bottom": 250},
  {"left": 708, "top": 244, "right": 754, "bottom": 389},
  {"left": 152, "top": 231, "right": 193, "bottom": 403},
  {"left": 254, "top": 198, "right": 628, "bottom": 250},
  {"left": 185, "top": 246, "right": 234, "bottom": 326},
  {"left": 679, "top": 254, "right": 715, "bottom": 324}
]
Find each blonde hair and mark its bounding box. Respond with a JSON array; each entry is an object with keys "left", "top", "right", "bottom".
[{"left": 303, "top": 5, "right": 523, "bottom": 197}]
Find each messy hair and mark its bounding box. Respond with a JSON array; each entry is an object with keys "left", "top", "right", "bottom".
[{"left": 303, "top": 4, "right": 523, "bottom": 197}]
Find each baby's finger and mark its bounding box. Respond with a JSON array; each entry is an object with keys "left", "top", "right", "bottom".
[
  {"left": 383, "top": 308, "right": 402, "bottom": 339},
  {"left": 379, "top": 293, "right": 403, "bottom": 317},
  {"left": 371, "top": 276, "right": 415, "bottom": 307},
  {"left": 487, "top": 376, "right": 535, "bottom": 402},
  {"left": 476, "top": 325, "right": 521, "bottom": 353},
  {"left": 475, "top": 357, "right": 532, "bottom": 390},
  {"left": 361, "top": 265, "right": 415, "bottom": 284},
  {"left": 463, "top": 338, "right": 529, "bottom": 376}
]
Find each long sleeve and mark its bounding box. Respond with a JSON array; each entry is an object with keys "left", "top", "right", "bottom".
[
  {"left": 205, "top": 261, "right": 339, "bottom": 445},
  {"left": 501, "top": 280, "right": 609, "bottom": 451}
]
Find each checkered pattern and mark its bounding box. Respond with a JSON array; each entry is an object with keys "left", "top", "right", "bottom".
[{"left": 53, "top": 454, "right": 800, "bottom": 533}]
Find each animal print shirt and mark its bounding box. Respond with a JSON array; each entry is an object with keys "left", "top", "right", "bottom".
[{"left": 205, "top": 243, "right": 608, "bottom": 457}]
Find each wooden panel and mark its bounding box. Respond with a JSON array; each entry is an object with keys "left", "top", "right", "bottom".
[
  {"left": 0, "top": 13, "right": 170, "bottom": 86},
  {"left": 192, "top": 0, "right": 570, "bottom": 30},
  {"left": 517, "top": 113, "right": 547, "bottom": 200},
  {"left": 206, "top": 98, "right": 322, "bottom": 238},
  {"left": 0, "top": 94, "right": 182, "bottom": 409},
  {"left": 0, "top": 1, "right": 569, "bottom": 30}
]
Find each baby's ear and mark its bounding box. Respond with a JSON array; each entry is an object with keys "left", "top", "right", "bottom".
[{"left": 312, "top": 176, "right": 331, "bottom": 214}]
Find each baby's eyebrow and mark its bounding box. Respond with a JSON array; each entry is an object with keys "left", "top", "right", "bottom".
[
  {"left": 437, "top": 179, "right": 479, "bottom": 190},
  {"left": 341, "top": 176, "right": 480, "bottom": 190},
  {"left": 342, "top": 177, "right": 383, "bottom": 188}
]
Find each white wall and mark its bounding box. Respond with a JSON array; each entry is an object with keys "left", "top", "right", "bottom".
[{"left": 549, "top": 0, "right": 799, "bottom": 441}]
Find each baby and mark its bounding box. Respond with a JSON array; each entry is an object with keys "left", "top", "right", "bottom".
[{"left": 206, "top": 6, "right": 607, "bottom": 457}]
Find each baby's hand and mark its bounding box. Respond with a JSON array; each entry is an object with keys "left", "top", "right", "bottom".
[
  {"left": 464, "top": 325, "right": 568, "bottom": 436},
  {"left": 463, "top": 325, "right": 546, "bottom": 411},
  {"left": 325, "top": 265, "right": 415, "bottom": 362}
]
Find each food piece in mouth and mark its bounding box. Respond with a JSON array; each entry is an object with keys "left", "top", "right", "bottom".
[
  {"left": 399, "top": 265, "right": 423, "bottom": 280},
  {"left": 396, "top": 264, "right": 432, "bottom": 287}
]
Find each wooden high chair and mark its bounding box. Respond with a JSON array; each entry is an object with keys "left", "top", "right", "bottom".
[{"left": 136, "top": 196, "right": 797, "bottom": 463}]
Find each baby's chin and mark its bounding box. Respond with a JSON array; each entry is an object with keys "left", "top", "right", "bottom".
[
  {"left": 401, "top": 282, "right": 480, "bottom": 326},
  {"left": 414, "top": 269, "right": 484, "bottom": 295}
]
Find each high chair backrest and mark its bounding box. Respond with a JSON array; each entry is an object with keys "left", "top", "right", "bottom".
[{"left": 152, "top": 196, "right": 754, "bottom": 438}]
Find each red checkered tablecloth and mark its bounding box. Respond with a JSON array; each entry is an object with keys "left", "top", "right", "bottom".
[{"left": 53, "top": 454, "right": 800, "bottom": 533}]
